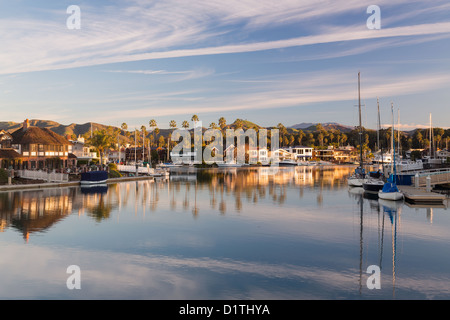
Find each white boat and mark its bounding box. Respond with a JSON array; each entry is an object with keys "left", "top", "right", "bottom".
[
  {"left": 378, "top": 183, "right": 404, "bottom": 200},
  {"left": 378, "top": 103, "right": 404, "bottom": 201},
  {"left": 348, "top": 176, "right": 368, "bottom": 187},
  {"left": 279, "top": 159, "right": 298, "bottom": 166},
  {"left": 217, "top": 161, "right": 243, "bottom": 167}
]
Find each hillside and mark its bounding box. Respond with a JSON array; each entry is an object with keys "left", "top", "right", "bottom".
[{"left": 289, "top": 122, "right": 354, "bottom": 133}]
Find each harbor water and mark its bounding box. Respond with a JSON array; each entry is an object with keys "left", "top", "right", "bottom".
[{"left": 0, "top": 166, "right": 449, "bottom": 299}]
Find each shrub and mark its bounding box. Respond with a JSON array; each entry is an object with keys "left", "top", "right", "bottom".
[
  {"left": 0, "top": 169, "right": 9, "bottom": 184},
  {"left": 108, "top": 169, "right": 122, "bottom": 178}
]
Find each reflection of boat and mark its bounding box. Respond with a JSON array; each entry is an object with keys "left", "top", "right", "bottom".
[
  {"left": 80, "top": 184, "right": 108, "bottom": 194},
  {"left": 349, "top": 187, "right": 364, "bottom": 196},
  {"left": 80, "top": 171, "right": 108, "bottom": 185}
]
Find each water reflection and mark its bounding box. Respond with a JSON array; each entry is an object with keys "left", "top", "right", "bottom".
[{"left": 1, "top": 166, "right": 449, "bottom": 299}]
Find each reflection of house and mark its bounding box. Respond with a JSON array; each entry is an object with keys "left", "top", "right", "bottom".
[{"left": 3, "top": 119, "right": 75, "bottom": 170}]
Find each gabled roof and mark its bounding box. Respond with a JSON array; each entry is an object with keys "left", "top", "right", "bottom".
[{"left": 11, "top": 127, "right": 72, "bottom": 145}]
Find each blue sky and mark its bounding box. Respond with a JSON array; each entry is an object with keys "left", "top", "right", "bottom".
[{"left": 0, "top": 0, "right": 449, "bottom": 130}]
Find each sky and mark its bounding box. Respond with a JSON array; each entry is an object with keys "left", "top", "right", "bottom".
[{"left": 0, "top": 0, "right": 449, "bottom": 130}]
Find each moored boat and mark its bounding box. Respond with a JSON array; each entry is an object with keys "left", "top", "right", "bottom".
[{"left": 80, "top": 171, "right": 108, "bottom": 185}]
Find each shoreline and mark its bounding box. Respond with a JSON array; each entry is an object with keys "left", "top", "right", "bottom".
[{"left": 0, "top": 175, "right": 155, "bottom": 192}]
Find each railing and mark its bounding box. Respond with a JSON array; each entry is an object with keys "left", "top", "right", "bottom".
[
  {"left": 17, "top": 170, "right": 69, "bottom": 182},
  {"left": 412, "top": 169, "right": 450, "bottom": 187}
]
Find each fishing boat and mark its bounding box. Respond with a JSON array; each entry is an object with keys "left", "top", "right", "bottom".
[
  {"left": 379, "top": 103, "right": 404, "bottom": 201},
  {"left": 348, "top": 72, "right": 368, "bottom": 187}
]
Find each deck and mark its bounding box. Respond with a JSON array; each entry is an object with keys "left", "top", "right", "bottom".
[{"left": 398, "top": 185, "right": 447, "bottom": 204}]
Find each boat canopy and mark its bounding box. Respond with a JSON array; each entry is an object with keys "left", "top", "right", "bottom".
[{"left": 381, "top": 182, "right": 399, "bottom": 193}]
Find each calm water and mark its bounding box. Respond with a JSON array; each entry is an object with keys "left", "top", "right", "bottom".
[{"left": 1, "top": 166, "right": 449, "bottom": 300}]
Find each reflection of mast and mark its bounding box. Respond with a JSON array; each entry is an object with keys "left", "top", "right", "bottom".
[
  {"left": 378, "top": 201, "right": 385, "bottom": 270},
  {"left": 392, "top": 209, "right": 398, "bottom": 298},
  {"left": 358, "top": 193, "right": 364, "bottom": 295}
]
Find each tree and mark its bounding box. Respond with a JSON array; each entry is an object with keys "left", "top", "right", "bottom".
[
  {"left": 182, "top": 120, "right": 189, "bottom": 129},
  {"left": 168, "top": 120, "right": 177, "bottom": 161},
  {"left": 88, "top": 129, "right": 113, "bottom": 165},
  {"left": 191, "top": 114, "right": 199, "bottom": 127},
  {"left": 218, "top": 117, "right": 226, "bottom": 131},
  {"left": 149, "top": 119, "right": 157, "bottom": 147}
]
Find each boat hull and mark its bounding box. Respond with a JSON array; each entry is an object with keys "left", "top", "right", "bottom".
[
  {"left": 362, "top": 180, "right": 385, "bottom": 193},
  {"left": 378, "top": 191, "right": 404, "bottom": 201},
  {"left": 348, "top": 178, "right": 368, "bottom": 187},
  {"left": 80, "top": 171, "right": 108, "bottom": 185}
]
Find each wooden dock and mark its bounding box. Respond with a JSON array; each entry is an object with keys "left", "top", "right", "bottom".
[{"left": 398, "top": 185, "right": 447, "bottom": 204}]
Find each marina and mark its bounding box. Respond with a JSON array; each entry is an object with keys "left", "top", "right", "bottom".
[{"left": 0, "top": 165, "right": 449, "bottom": 299}]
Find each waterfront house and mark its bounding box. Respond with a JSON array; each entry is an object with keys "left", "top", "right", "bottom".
[
  {"left": 248, "top": 147, "right": 269, "bottom": 164},
  {"left": 8, "top": 119, "right": 73, "bottom": 170},
  {"left": 69, "top": 136, "right": 98, "bottom": 163},
  {"left": 285, "top": 146, "right": 313, "bottom": 161}
]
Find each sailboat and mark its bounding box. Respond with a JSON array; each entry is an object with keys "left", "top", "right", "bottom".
[
  {"left": 348, "top": 72, "right": 368, "bottom": 187},
  {"left": 378, "top": 103, "right": 404, "bottom": 201}
]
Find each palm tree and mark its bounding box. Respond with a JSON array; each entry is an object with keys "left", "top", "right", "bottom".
[
  {"left": 149, "top": 119, "right": 157, "bottom": 147},
  {"left": 168, "top": 120, "right": 177, "bottom": 161},
  {"left": 218, "top": 117, "right": 226, "bottom": 130},
  {"left": 88, "top": 129, "right": 112, "bottom": 166},
  {"left": 191, "top": 114, "right": 199, "bottom": 128},
  {"left": 182, "top": 120, "right": 189, "bottom": 129}
]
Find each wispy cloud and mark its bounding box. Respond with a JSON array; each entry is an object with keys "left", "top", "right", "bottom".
[
  {"left": 105, "top": 68, "right": 215, "bottom": 81},
  {"left": 1, "top": 1, "right": 450, "bottom": 74}
]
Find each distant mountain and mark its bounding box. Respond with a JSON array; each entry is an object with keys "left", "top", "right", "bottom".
[
  {"left": 0, "top": 120, "right": 113, "bottom": 138},
  {"left": 289, "top": 122, "right": 354, "bottom": 133}
]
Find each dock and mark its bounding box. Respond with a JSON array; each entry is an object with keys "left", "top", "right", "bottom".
[{"left": 398, "top": 185, "right": 447, "bottom": 204}]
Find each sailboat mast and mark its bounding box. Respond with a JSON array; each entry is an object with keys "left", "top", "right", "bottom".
[
  {"left": 391, "top": 103, "right": 397, "bottom": 182},
  {"left": 377, "top": 97, "right": 380, "bottom": 152},
  {"left": 397, "top": 109, "right": 400, "bottom": 158},
  {"left": 358, "top": 72, "right": 363, "bottom": 166}
]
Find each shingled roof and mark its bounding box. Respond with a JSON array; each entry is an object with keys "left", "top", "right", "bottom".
[
  {"left": 0, "top": 149, "right": 22, "bottom": 159},
  {"left": 11, "top": 126, "right": 72, "bottom": 145}
]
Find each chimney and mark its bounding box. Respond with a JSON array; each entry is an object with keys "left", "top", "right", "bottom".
[{"left": 23, "top": 119, "right": 30, "bottom": 131}]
